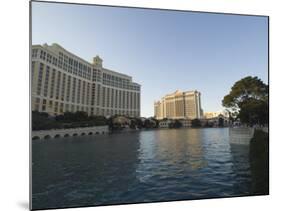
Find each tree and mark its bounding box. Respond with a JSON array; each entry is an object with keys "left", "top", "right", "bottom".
[
  {"left": 169, "top": 120, "right": 182, "bottom": 128},
  {"left": 175, "top": 120, "right": 182, "bottom": 128},
  {"left": 144, "top": 119, "right": 155, "bottom": 128},
  {"left": 135, "top": 118, "right": 143, "bottom": 129},
  {"left": 222, "top": 76, "right": 268, "bottom": 125},
  {"left": 191, "top": 119, "right": 201, "bottom": 127},
  {"left": 129, "top": 119, "right": 136, "bottom": 129},
  {"left": 218, "top": 117, "right": 224, "bottom": 127}
]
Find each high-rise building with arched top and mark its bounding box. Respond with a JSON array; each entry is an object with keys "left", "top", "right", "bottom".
[
  {"left": 31, "top": 43, "right": 141, "bottom": 117},
  {"left": 154, "top": 90, "right": 203, "bottom": 120}
]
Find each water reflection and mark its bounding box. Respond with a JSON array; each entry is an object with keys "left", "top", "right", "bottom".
[
  {"left": 32, "top": 133, "right": 141, "bottom": 209},
  {"left": 32, "top": 128, "right": 265, "bottom": 210},
  {"left": 229, "top": 144, "right": 251, "bottom": 195}
]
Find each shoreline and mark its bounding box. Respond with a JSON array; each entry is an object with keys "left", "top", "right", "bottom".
[{"left": 32, "top": 126, "right": 268, "bottom": 140}]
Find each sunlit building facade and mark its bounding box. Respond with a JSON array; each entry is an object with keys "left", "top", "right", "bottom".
[
  {"left": 204, "top": 111, "right": 229, "bottom": 119},
  {"left": 154, "top": 90, "right": 203, "bottom": 120},
  {"left": 31, "top": 43, "right": 141, "bottom": 117}
]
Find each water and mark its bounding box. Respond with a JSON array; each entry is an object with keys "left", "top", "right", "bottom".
[{"left": 32, "top": 128, "right": 258, "bottom": 210}]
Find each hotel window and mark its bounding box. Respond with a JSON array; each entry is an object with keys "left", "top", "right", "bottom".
[
  {"left": 68, "top": 58, "right": 73, "bottom": 73},
  {"left": 123, "top": 91, "right": 125, "bottom": 109},
  {"left": 40, "top": 50, "right": 46, "bottom": 60},
  {"left": 127, "top": 91, "right": 129, "bottom": 109},
  {"left": 119, "top": 90, "right": 122, "bottom": 109},
  {"left": 92, "top": 69, "right": 97, "bottom": 81},
  {"left": 66, "top": 76, "right": 71, "bottom": 102},
  {"left": 55, "top": 72, "right": 61, "bottom": 100},
  {"left": 47, "top": 54, "right": 52, "bottom": 63},
  {"left": 77, "top": 79, "right": 81, "bottom": 104},
  {"left": 97, "top": 84, "right": 100, "bottom": 106},
  {"left": 54, "top": 102, "right": 58, "bottom": 112},
  {"left": 63, "top": 55, "right": 68, "bottom": 71},
  {"left": 73, "top": 60, "right": 78, "bottom": 75},
  {"left": 78, "top": 63, "right": 82, "bottom": 76},
  {"left": 50, "top": 69, "right": 56, "bottom": 98},
  {"left": 130, "top": 92, "right": 133, "bottom": 110},
  {"left": 32, "top": 49, "right": 38, "bottom": 58},
  {"left": 49, "top": 100, "right": 53, "bottom": 108},
  {"left": 83, "top": 65, "right": 87, "bottom": 78},
  {"left": 91, "top": 83, "right": 96, "bottom": 105},
  {"left": 69, "top": 58, "right": 73, "bottom": 66},
  {"left": 72, "top": 78, "right": 76, "bottom": 103},
  {"left": 106, "top": 88, "right": 110, "bottom": 108},
  {"left": 102, "top": 87, "right": 106, "bottom": 107},
  {"left": 82, "top": 81, "right": 86, "bottom": 105},
  {"left": 52, "top": 57, "right": 58, "bottom": 66},
  {"left": 31, "top": 61, "right": 35, "bottom": 82},
  {"left": 111, "top": 88, "right": 114, "bottom": 108},
  {"left": 40, "top": 50, "right": 43, "bottom": 59},
  {"left": 137, "top": 93, "right": 140, "bottom": 110},
  {"left": 132, "top": 92, "right": 135, "bottom": 110},
  {"left": 43, "top": 66, "right": 50, "bottom": 97},
  {"left": 58, "top": 52, "right": 63, "bottom": 68},
  {"left": 115, "top": 90, "right": 118, "bottom": 108},
  {"left": 37, "top": 63, "right": 44, "bottom": 95},
  {"left": 61, "top": 74, "right": 66, "bottom": 101},
  {"left": 87, "top": 67, "right": 91, "bottom": 80},
  {"left": 86, "top": 83, "right": 90, "bottom": 105}
]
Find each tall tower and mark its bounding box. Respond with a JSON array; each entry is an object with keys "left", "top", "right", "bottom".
[{"left": 93, "top": 55, "right": 103, "bottom": 68}]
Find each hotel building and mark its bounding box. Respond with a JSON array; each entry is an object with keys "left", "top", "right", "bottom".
[
  {"left": 154, "top": 90, "right": 203, "bottom": 120},
  {"left": 31, "top": 43, "right": 141, "bottom": 117}
]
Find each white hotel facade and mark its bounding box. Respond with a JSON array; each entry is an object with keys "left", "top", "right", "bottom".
[
  {"left": 154, "top": 90, "right": 203, "bottom": 120},
  {"left": 31, "top": 43, "right": 141, "bottom": 117}
]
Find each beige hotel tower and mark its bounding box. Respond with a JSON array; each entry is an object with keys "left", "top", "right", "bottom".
[
  {"left": 31, "top": 43, "right": 141, "bottom": 117},
  {"left": 154, "top": 90, "right": 203, "bottom": 120}
]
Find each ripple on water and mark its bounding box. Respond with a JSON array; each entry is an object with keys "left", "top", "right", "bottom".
[{"left": 32, "top": 128, "right": 255, "bottom": 209}]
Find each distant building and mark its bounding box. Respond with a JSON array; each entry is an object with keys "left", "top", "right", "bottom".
[
  {"left": 204, "top": 111, "right": 229, "bottom": 119},
  {"left": 31, "top": 43, "right": 141, "bottom": 117},
  {"left": 201, "top": 114, "right": 230, "bottom": 127},
  {"left": 204, "top": 112, "right": 221, "bottom": 119},
  {"left": 158, "top": 119, "right": 173, "bottom": 128},
  {"left": 180, "top": 119, "right": 192, "bottom": 127},
  {"left": 154, "top": 90, "right": 203, "bottom": 120},
  {"left": 158, "top": 119, "right": 192, "bottom": 128}
]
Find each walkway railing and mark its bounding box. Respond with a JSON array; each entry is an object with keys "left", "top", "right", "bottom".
[{"left": 32, "top": 125, "right": 109, "bottom": 140}]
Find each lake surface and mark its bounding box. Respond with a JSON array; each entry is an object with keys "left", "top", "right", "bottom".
[{"left": 32, "top": 128, "right": 259, "bottom": 210}]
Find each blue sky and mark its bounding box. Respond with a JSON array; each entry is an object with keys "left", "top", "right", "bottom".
[{"left": 32, "top": 2, "right": 268, "bottom": 117}]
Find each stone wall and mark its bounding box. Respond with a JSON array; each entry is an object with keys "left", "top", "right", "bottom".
[
  {"left": 229, "top": 127, "right": 255, "bottom": 145},
  {"left": 32, "top": 126, "right": 109, "bottom": 140}
]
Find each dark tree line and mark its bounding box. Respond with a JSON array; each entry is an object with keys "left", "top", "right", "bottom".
[
  {"left": 32, "top": 111, "right": 107, "bottom": 131},
  {"left": 222, "top": 76, "right": 268, "bottom": 126}
]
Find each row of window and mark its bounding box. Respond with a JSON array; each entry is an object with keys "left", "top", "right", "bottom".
[
  {"left": 32, "top": 48, "right": 140, "bottom": 91},
  {"left": 34, "top": 63, "right": 92, "bottom": 105},
  {"left": 34, "top": 63, "right": 141, "bottom": 110},
  {"left": 97, "top": 108, "right": 140, "bottom": 117},
  {"left": 34, "top": 97, "right": 91, "bottom": 114},
  {"left": 155, "top": 101, "right": 198, "bottom": 118},
  {"left": 102, "top": 78, "right": 140, "bottom": 90},
  {"left": 32, "top": 48, "right": 92, "bottom": 80},
  {"left": 34, "top": 97, "right": 140, "bottom": 117},
  {"left": 100, "top": 87, "right": 140, "bottom": 110}
]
